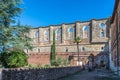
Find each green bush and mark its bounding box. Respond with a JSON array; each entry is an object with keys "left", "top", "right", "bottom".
[
  {"left": 51, "top": 60, "right": 59, "bottom": 66},
  {"left": 51, "top": 57, "right": 69, "bottom": 66},
  {"left": 0, "top": 50, "right": 28, "bottom": 68}
]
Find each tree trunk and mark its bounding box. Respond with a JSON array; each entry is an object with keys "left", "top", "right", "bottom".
[{"left": 77, "top": 43, "right": 80, "bottom": 65}]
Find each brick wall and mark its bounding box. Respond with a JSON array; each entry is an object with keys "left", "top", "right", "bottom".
[
  {"left": 28, "top": 53, "right": 50, "bottom": 65},
  {"left": 27, "top": 51, "right": 108, "bottom": 66},
  {"left": 1, "top": 66, "right": 82, "bottom": 80}
]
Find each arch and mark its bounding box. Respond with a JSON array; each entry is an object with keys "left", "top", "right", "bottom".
[
  {"left": 101, "top": 47, "right": 104, "bottom": 51},
  {"left": 83, "top": 26, "right": 89, "bottom": 31},
  {"left": 55, "top": 29, "right": 61, "bottom": 42},
  {"left": 68, "top": 27, "right": 74, "bottom": 40},
  {"left": 44, "top": 30, "right": 49, "bottom": 41},
  {"left": 99, "top": 23, "right": 106, "bottom": 29},
  {"left": 69, "top": 27, "right": 73, "bottom": 32},
  {"left": 38, "top": 48, "right": 40, "bottom": 52},
  {"left": 83, "top": 26, "right": 89, "bottom": 39},
  {"left": 82, "top": 47, "right": 85, "bottom": 52},
  {"left": 34, "top": 31, "right": 39, "bottom": 38},
  {"left": 100, "top": 29, "right": 105, "bottom": 37}
]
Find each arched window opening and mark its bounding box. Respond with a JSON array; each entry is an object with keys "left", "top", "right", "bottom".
[
  {"left": 83, "top": 26, "right": 89, "bottom": 39},
  {"left": 66, "top": 47, "right": 68, "bottom": 52},
  {"left": 99, "top": 23, "right": 106, "bottom": 37},
  {"left": 55, "top": 29, "right": 61, "bottom": 42},
  {"left": 68, "top": 27, "right": 74, "bottom": 40},
  {"left": 99, "top": 23, "right": 106, "bottom": 29},
  {"left": 100, "top": 29, "right": 104, "bottom": 37},
  {"left": 38, "top": 48, "right": 40, "bottom": 52},
  {"left": 82, "top": 47, "right": 85, "bottom": 52},
  {"left": 101, "top": 47, "right": 104, "bottom": 51},
  {"left": 44, "top": 30, "right": 49, "bottom": 41},
  {"left": 69, "top": 27, "right": 73, "bottom": 32},
  {"left": 34, "top": 31, "right": 39, "bottom": 38}
]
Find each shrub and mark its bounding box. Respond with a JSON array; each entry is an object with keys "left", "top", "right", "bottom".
[
  {"left": 51, "top": 57, "right": 70, "bottom": 66},
  {"left": 0, "top": 50, "right": 28, "bottom": 68}
]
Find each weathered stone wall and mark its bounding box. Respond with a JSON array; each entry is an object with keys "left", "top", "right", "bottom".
[
  {"left": 1, "top": 66, "right": 82, "bottom": 80},
  {"left": 27, "top": 18, "right": 109, "bottom": 59},
  {"left": 110, "top": 0, "right": 120, "bottom": 72},
  {"left": 29, "top": 44, "right": 106, "bottom": 53},
  {"left": 26, "top": 18, "right": 109, "bottom": 66},
  {"left": 91, "top": 19, "right": 109, "bottom": 43},
  {"left": 29, "top": 18, "right": 109, "bottom": 46}
]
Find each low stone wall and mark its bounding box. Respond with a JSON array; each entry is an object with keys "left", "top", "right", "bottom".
[{"left": 1, "top": 66, "right": 82, "bottom": 80}]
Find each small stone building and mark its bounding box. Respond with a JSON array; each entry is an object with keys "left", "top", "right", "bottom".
[{"left": 26, "top": 18, "right": 110, "bottom": 66}]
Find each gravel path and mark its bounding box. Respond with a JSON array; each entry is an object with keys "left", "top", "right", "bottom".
[
  {"left": 59, "top": 70, "right": 97, "bottom": 80},
  {"left": 59, "top": 69, "right": 113, "bottom": 80}
]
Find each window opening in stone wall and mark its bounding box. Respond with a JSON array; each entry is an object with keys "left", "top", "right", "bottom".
[
  {"left": 82, "top": 47, "right": 85, "bottom": 52},
  {"left": 101, "top": 47, "right": 104, "bottom": 51},
  {"left": 34, "top": 31, "right": 39, "bottom": 43},
  {"left": 55, "top": 29, "right": 61, "bottom": 42},
  {"left": 66, "top": 47, "right": 68, "bottom": 52},
  {"left": 100, "top": 29, "right": 104, "bottom": 37},
  {"left": 83, "top": 26, "right": 89, "bottom": 39},
  {"left": 34, "top": 31, "right": 39, "bottom": 38},
  {"left": 44, "top": 30, "right": 49, "bottom": 42},
  {"left": 68, "top": 27, "right": 74, "bottom": 40},
  {"left": 99, "top": 23, "right": 106, "bottom": 37},
  {"left": 38, "top": 48, "right": 40, "bottom": 52},
  {"left": 99, "top": 23, "right": 106, "bottom": 28}
]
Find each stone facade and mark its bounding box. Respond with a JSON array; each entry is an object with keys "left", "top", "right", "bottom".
[
  {"left": 27, "top": 18, "right": 110, "bottom": 66},
  {"left": 110, "top": 0, "right": 120, "bottom": 75}
]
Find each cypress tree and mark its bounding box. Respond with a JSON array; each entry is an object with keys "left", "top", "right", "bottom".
[{"left": 51, "top": 30, "right": 56, "bottom": 65}]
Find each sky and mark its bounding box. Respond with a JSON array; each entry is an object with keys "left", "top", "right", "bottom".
[{"left": 19, "top": 0, "right": 115, "bottom": 28}]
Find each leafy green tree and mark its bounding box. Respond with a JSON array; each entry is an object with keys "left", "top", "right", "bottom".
[
  {"left": 51, "top": 31, "right": 56, "bottom": 65},
  {"left": 0, "top": 0, "right": 21, "bottom": 51},
  {"left": 0, "top": 0, "right": 32, "bottom": 67},
  {"left": 74, "top": 37, "right": 82, "bottom": 65},
  {"left": 0, "top": 0, "right": 32, "bottom": 52}
]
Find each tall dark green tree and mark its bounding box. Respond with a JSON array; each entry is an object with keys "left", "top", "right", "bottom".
[
  {"left": 51, "top": 31, "right": 56, "bottom": 65},
  {"left": 74, "top": 37, "right": 82, "bottom": 65}
]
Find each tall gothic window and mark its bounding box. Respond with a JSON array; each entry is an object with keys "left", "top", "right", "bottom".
[
  {"left": 55, "top": 29, "right": 61, "bottom": 42},
  {"left": 44, "top": 30, "right": 49, "bottom": 42},
  {"left": 99, "top": 23, "right": 106, "bottom": 37},
  {"left": 68, "top": 27, "right": 74, "bottom": 40},
  {"left": 100, "top": 29, "right": 104, "bottom": 37},
  {"left": 83, "top": 26, "right": 89, "bottom": 39},
  {"left": 34, "top": 31, "right": 39, "bottom": 38},
  {"left": 34, "top": 31, "right": 39, "bottom": 43}
]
